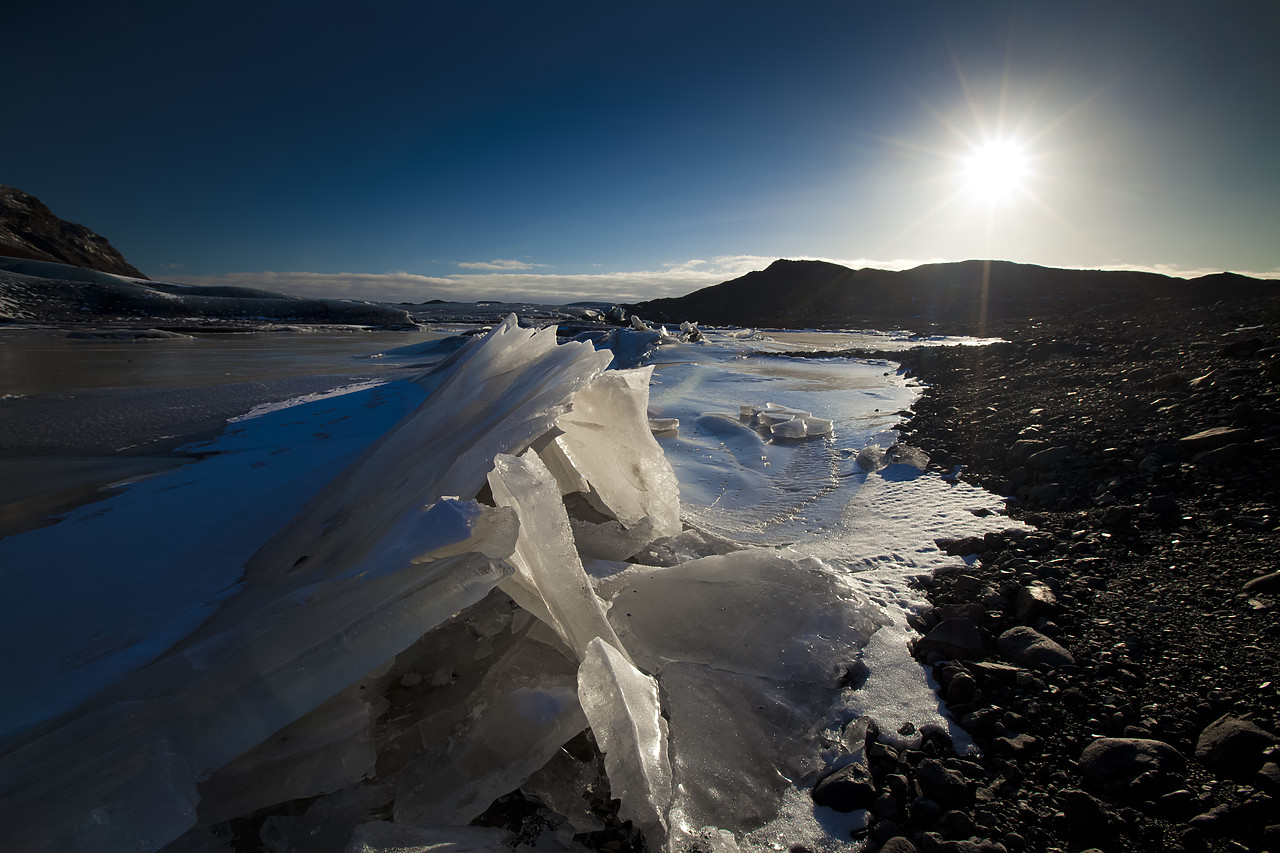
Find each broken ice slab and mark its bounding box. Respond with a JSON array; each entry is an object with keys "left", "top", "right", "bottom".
[
  {"left": 570, "top": 515, "right": 670, "bottom": 563},
  {"left": 393, "top": 634, "right": 587, "bottom": 827},
  {"left": 599, "top": 327, "right": 662, "bottom": 369},
  {"left": 855, "top": 443, "right": 930, "bottom": 472},
  {"left": 855, "top": 445, "right": 887, "bottom": 471},
  {"left": 242, "top": 782, "right": 395, "bottom": 853},
  {"left": 487, "top": 450, "right": 627, "bottom": 663},
  {"left": 541, "top": 367, "right": 681, "bottom": 542},
  {"left": 594, "top": 548, "right": 888, "bottom": 845},
  {"left": 195, "top": 688, "right": 376, "bottom": 825},
  {"left": 598, "top": 548, "right": 885, "bottom": 684},
  {"left": 769, "top": 418, "right": 808, "bottom": 439},
  {"left": 648, "top": 417, "right": 679, "bottom": 433},
  {"left": 801, "top": 416, "right": 834, "bottom": 435},
  {"left": 577, "top": 638, "right": 673, "bottom": 840},
  {"left": 769, "top": 416, "right": 835, "bottom": 439},
  {"left": 240, "top": 315, "right": 612, "bottom": 593},
  {"left": 519, "top": 734, "right": 609, "bottom": 835},
  {"left": 739, "top": 404, "right": 810, "bottom": 421},
  {"left": 624, "top": 525, "right": 748, "bottom": 567},
  {"left": 738, "top": 404, "right": 833, "bottom": 440},
  {"left": 886, "top": 444, "right": 930, "bottom": 469},
  {"left": 584, "top": 548, "right": 894, "bottom": 843},
  {"left": 2, "top": 543, "right": 515, "bottom": 853},
  {"left": 663, "top": 662, "right": 830, "bottom": 838}
]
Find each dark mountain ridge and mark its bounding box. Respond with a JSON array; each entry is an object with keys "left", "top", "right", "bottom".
[
  {"left": 636, "top": 259, "right": 1278, "bottom": 334},
  {"left": 0, "top": 187, "right": 413, "bottom": 327},
  {"left": 0, "top": 185, "right": 147, "bottom": 279}
]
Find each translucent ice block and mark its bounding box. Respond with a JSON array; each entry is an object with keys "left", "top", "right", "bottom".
[{"left": 577, "top": 638, "right": 672, "bottom": 839}]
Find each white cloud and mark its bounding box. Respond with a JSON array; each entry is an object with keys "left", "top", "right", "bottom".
[
  {"left": 1088, "top": 262, "right": 1280, "bottom": 280},
  {"left": 167, "top": 256, "right": 940, "bottom": 305},
  {"left": 171, "top": 271, "right": 464, "bottom": 304},
  {"left": 168, "top": 254, "right": 1277, "bottom": 307},
  {"left": 456, "top": 258, "right": 547, "bottom": 271}
]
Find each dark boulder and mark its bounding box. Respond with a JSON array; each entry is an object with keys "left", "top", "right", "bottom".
[
  {"left": 1079, "top": 737, "right": 1186, "bottom": 796},
  {"left": 879, "top": 838, "right": 920, "bottom": 853},
  {"left": 914, "top": 758, "right": 972, "bottom": 808},
  {"left": 812, "top": 760, "right": 877, "bottom": 812},
  {"left": 996, "top": 626, "right": 1074, "bottom": 668},
  {"left": 917, "top": 619, "right": 985, "bottom": 661},
  {"left": 1013, "top": 584, "right": 1057, "bottom": 624},
  {"left": 1195, "top": 715, "right": 1280, "bottom": 781}
]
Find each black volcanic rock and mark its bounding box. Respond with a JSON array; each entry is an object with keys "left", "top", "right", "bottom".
[
  {"left": 0, "top": 185, "right": 147, "bottom": 278},
  {"left": 636, "top": 258, "right": 1277, "bottom": 334}
]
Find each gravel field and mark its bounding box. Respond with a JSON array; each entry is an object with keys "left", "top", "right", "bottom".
[{"left": 832, "top": 299, "right": 1280, "bottom": 853}]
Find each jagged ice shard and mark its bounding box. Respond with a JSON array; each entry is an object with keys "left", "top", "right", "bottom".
[
  {"left": 487, "top": 450, "right": 629, "bottom": 664},
  {"left": 577, "top": 637, "right": 673, "bottom": 838}
]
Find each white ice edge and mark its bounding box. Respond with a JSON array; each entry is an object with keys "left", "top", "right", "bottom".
[{"left": 227, "top": 379, "right": 389, "bottom": 423}]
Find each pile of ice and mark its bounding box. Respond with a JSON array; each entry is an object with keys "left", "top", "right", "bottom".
[
  {"left": 628, "top": 315, "right": 702, "bottom": 344},
  {"left": 1, "top": 315, "right": 889, "bottom": 853},
  {"left": 854, "top": 443, "right": 931, "bottom": 471},
  {"left": 740, "top": 403, "right": 835, "bottom": 440}
]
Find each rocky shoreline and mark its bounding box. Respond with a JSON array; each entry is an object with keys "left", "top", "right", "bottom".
[{"left": 821, "top": 302, "right": 1280, "bottom": 852}]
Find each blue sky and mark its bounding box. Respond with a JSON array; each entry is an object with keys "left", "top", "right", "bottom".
[{"left": 4, "top": 1, "right": 1278, "bottom": 303}]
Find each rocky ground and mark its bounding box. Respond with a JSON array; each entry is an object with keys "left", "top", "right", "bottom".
[{"left": 822, "top": 300, "right": 1280, "bottom": 852}]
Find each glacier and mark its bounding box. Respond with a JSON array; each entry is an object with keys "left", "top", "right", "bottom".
[{"left": 0, "top": 316, "right": 1019, "bottom": 853}]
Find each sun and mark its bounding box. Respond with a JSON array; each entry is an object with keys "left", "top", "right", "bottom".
[{"left": 960, "top": 137, "right": 1030, "bottom": 203}]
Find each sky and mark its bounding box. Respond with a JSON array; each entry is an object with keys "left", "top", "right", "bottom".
[{"left": 3, "top": 1, "right": 1278, "bottom": 304}]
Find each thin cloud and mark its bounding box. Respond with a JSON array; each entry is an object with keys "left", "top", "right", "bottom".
[
  {"left": 172, "top": 271, "right": 463, "bottom": 304},
  {"left": 168, "top": 254, "right": 1275, "bottom": 307},
  {"left": 456, "top": 259, "right": 547, "bottom": 271},
  {"left": 168, "top": 256, "right": 943, "bottom": 304},
  {"left": 1088, "top": 262, "right": 1280, "bottom": 280}
]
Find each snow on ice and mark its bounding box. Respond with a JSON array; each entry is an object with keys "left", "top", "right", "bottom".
[{"left": 0, "top": 315, "right": 1020, "bottom": 853}]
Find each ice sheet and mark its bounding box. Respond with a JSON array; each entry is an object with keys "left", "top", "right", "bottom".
[
  {"left": 645, "top": 352, "right": 914, "bottom": 544},
  {"left": 0, "top": 379, "right": 426, "bottom": 745}
]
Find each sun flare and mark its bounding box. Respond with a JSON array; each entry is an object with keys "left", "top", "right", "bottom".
[{"left": 961, "top": 138, "right": 1030, "bottom": 203}]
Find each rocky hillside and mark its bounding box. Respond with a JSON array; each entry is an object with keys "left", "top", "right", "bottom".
[
  {"left": 636, "top": 259, "right": 1277, "bottom": 334},
  {"left": 0, "top": 185, "right": 147, "bottom": 279}
]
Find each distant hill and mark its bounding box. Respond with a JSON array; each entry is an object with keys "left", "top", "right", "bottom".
[
  {"left": 0, "top": 188, "right": 414, "bottom": 328},
  {"left": 0, "top": 185, "right": 147, "bottom": 278},
  {"left": 635, "top": 259, "right": 1277, "bottom": 333}
]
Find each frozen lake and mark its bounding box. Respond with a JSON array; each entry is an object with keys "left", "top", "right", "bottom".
[{"left": 0, "top": 319, "right": 1015, "bottom": 853}]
